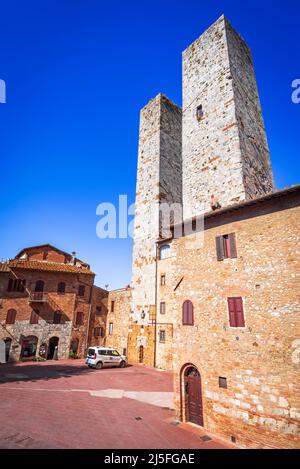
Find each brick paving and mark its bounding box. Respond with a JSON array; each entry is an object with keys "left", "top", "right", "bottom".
[{"left": 0, "top": 360, "right": 230, "bottom": 449}]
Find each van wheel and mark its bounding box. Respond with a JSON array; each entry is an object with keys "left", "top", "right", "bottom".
[
  {"left": 96, "top": 361, "right": 103, "bottom": 369},
  {"left": 119, "top": 360, "right": 126, "bottom": 368}
]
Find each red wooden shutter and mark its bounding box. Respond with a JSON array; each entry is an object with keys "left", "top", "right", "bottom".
[
  {"left": 235, "top": 297, "right": 245, "bottom": 327},
  {"left": 188, "top": 301, "right": 194, "bottom": 325},
  {"left": 229, "top": 233, "right": 237, "bottom": 258},
  {"left": 216, "top": 236, "right": 224, "bottom": 261},
  {"left": 7, "top": 278, "right": 13, "bottom": 292},
  {"left": 30, "top": 310, "right": 39, "bottom": 324},
  {"left": 227, "top": 298, "right": 237, "bottom": 327}
]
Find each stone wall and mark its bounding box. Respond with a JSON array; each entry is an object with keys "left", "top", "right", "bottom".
[
  {"left": 157, "top": 192, "right": 300, "bottom": 448},
  {"left": 182, "top": 15, "right": 273, "bottom": 219}
]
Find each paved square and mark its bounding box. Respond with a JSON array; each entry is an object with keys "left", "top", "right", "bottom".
[{"left": 0, "top": 360, "right": 229, "bottom": 449}]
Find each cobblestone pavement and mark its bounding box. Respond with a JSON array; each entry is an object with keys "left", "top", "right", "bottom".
[{"left": 0, "top": 360, "right": 230, "bottom": 449}]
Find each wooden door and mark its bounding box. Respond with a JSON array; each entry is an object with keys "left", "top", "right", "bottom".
[
  {"left": 185, "top": 367, "right": 203, "bottom": 426},
  {"left": 139, "top": 345, "right": 144, "bottom": 363}
]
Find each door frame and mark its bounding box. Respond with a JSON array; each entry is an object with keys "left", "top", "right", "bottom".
[{"left": 180, "top": 363, "right": 204, "bottom": 427}]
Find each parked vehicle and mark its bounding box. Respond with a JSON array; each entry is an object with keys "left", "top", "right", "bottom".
[{"left": 86, "top": 346, "right": 127, "bottom": 369}]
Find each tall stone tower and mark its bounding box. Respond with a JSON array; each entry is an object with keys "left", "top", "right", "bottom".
[
  {"left": 182, "top": 15, "right": 274, "bottom": 219},
  {"left": 131, "top": 94, "right": 182, "bottom": 322}
]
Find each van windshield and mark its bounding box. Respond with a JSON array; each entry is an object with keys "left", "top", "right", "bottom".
[{"left": 88, "top": 348, "right": 95, "bottom": 356}]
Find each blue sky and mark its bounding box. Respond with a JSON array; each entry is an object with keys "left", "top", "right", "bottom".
[{"left": 0, "top": 0, "right": 299, "bottom": 289}]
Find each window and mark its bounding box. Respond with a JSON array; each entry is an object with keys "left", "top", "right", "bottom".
[
  {"left": 227, "top": 297, "right": 245, "bottom": 327},
  {"left": 111, "top": 301, "right": 115, "bottom": 312},
  {"left": 196, "top": 104, "right": 204, "bottom": 120},
  {"left": 30, "top": 310, "right": 39, "bottom": 324},
  {"left": 57, "top": 282, "right": 66, "bottom": 294},
  {"left": 7, "top": 278, "right": 26, "bottom": 292},
  {"left": 109, "top": 323, "right": 113, "bottom": 335},
  {"left": 216, "top": 233, "right": 237, "bottom": 261},
  {"left": 160, "top": 302, "right": 166, "bottom": 315},
  {"left": 94, "top": 327, "right": 104, "bottom": 337},
  {"left": 53, "top": 311, "right": 62, "bottom": 324},
  {"left": 159, "top": 330, "right": 166, "bottom": 343},
  {"left": 75, "top": 311, "right": 84, "bottom": 326},
  {"left": 182, "top": 300, "right": 194, "bottom": 325},
  {"left": 160, "top": 275, "right": 166, "bottom": 286},
  {"left": 96, "top": 306, "right": 102, "bottom": 316},
  {"left": 78, "top": 285, "right": 85, "bottom": 297},
  {"left": 35, "top": 280, "right": 44, "bottom": 292},
  {"left": 122, "top": 348, "right": 127, "bottom": 356},
  {"left": 159, "top": 244, "right": 171, "bottom": 260},
  {"left": 219, "top": 377, "right": 227, "bottom": 389},
  {"left": 6, "top": 309, "right": 17, "bottom": 324},
  {"left": 110, "top": 350, "right": 120, "bottom": 356}
]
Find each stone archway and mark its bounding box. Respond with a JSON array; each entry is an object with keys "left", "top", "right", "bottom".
[{"left": 181, "top": 364, "right": 203, "bottom": 427}]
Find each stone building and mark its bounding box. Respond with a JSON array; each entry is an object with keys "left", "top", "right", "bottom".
[
  {"left": 105, "top": 15, "right": 300, "bottom": 448},
  {"left": 0, "top": 244, "right": 108, "bottom": 361}
]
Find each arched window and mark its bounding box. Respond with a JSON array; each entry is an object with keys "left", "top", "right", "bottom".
[
  {"left": 6, "top": 309, "right": 17, "bottom": 325},
  {"left": 159, "top": 244, "right": 171, "bottom": 260},
  {"left": 182, "top": 300, "right": 194, "bottom": 326},
  {"left": 35, "top": 280, "right": 44, "bottom": 292},
  {"left": 57, "top": 282, "right": 66, "bottom": 294}
]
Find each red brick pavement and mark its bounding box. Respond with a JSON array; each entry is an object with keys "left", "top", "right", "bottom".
[{"left": 0, "top": 360, "right": 231, "bottom": 449}]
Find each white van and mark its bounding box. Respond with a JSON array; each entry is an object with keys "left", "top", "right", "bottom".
[{"left": 86, "top": 346, "right": 127, "bottom": 369}]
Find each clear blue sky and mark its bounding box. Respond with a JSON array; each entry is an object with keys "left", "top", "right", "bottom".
[{"left": 0, "top": 0, "right": 299, "bottom": 289}]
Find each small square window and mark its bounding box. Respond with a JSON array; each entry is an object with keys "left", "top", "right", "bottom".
[
  {"left": 160, "top": 302, "right": 166, "bottom": 315},
  {"left": 219, "top": 377, "right": 227, "bottom": 389},
  {"left": 78, "top": 285, "right": 85, "bottom": 297},
  {"left": 161, "top": 275, "right": 166, "bottom": 286},
  {"left": 96, "top": 306, "right": 102, "bottom": 316}
]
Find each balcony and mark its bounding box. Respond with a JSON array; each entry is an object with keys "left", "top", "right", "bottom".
[{"left": 28, "top": 292, "right": 48, "bottom": 303}]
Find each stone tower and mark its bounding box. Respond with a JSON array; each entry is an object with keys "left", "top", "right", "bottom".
[
  {"left": 131, "top": 94, "right": 182, "bottom": 321},
  {"left": 182, "top": 15, "right": 274, "bottom": 219}
]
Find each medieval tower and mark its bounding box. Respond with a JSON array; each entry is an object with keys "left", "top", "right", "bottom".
[
  {"left": 129, "top": 15, "right": 274, "bottom": 363},
  {"left": 131, "top": 94, "right": 182, "bottom": 324}
]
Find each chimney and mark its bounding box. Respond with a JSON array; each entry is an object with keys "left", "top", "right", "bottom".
[{"left": 71, "top": 251, "right": 76, "bottom": 265}]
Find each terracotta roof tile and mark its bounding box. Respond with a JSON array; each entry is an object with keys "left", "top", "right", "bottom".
[{"left": 1, "top": 260, "right": 95, "bottom": 275}]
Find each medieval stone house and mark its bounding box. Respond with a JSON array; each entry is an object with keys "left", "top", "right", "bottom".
[{"left": 106, "top": 15, "right": 300, "bottom": 448}]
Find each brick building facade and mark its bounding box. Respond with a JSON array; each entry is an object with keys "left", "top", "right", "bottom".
[{"left": 0, "top": 244, "right": 108, "bottom": 362}]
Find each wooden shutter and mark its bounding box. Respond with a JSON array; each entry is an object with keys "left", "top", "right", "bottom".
[
  {"left": 182, "top": 301, "right": 187, "bottom": 324},
  {"left": 235, "top": 297, "right": 245, "bottom": 327},
  {"left": 7, "top": 278, "right": 13, "bottom": 292},
  {"left": 187, "top": 301, "right": 194, "bottom": 325},
  {"left": 227, "top": 298, "right": 237, "bottom": 327},
  {"left": 229, "top": 233, "right": 237, "bottom": 258},
  {"left": 216, "top": 236, "right": 224, "bottom": 261}
]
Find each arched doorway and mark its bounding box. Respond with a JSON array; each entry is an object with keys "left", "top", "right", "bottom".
[
  {"left": 48, "top": 336, "right": 59, "bottom": 359},
  {"left": 139, "top": 345, "right": 144, "bottom": 363},
  {"left": 183, "top": 365, "right": 203, "bottom": 426},
  {"left": 21, "top": 336, "right": 38, "bottom": 359},
  {"left": 4, "top": 338, "right": 12, "bottom": 362}
]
